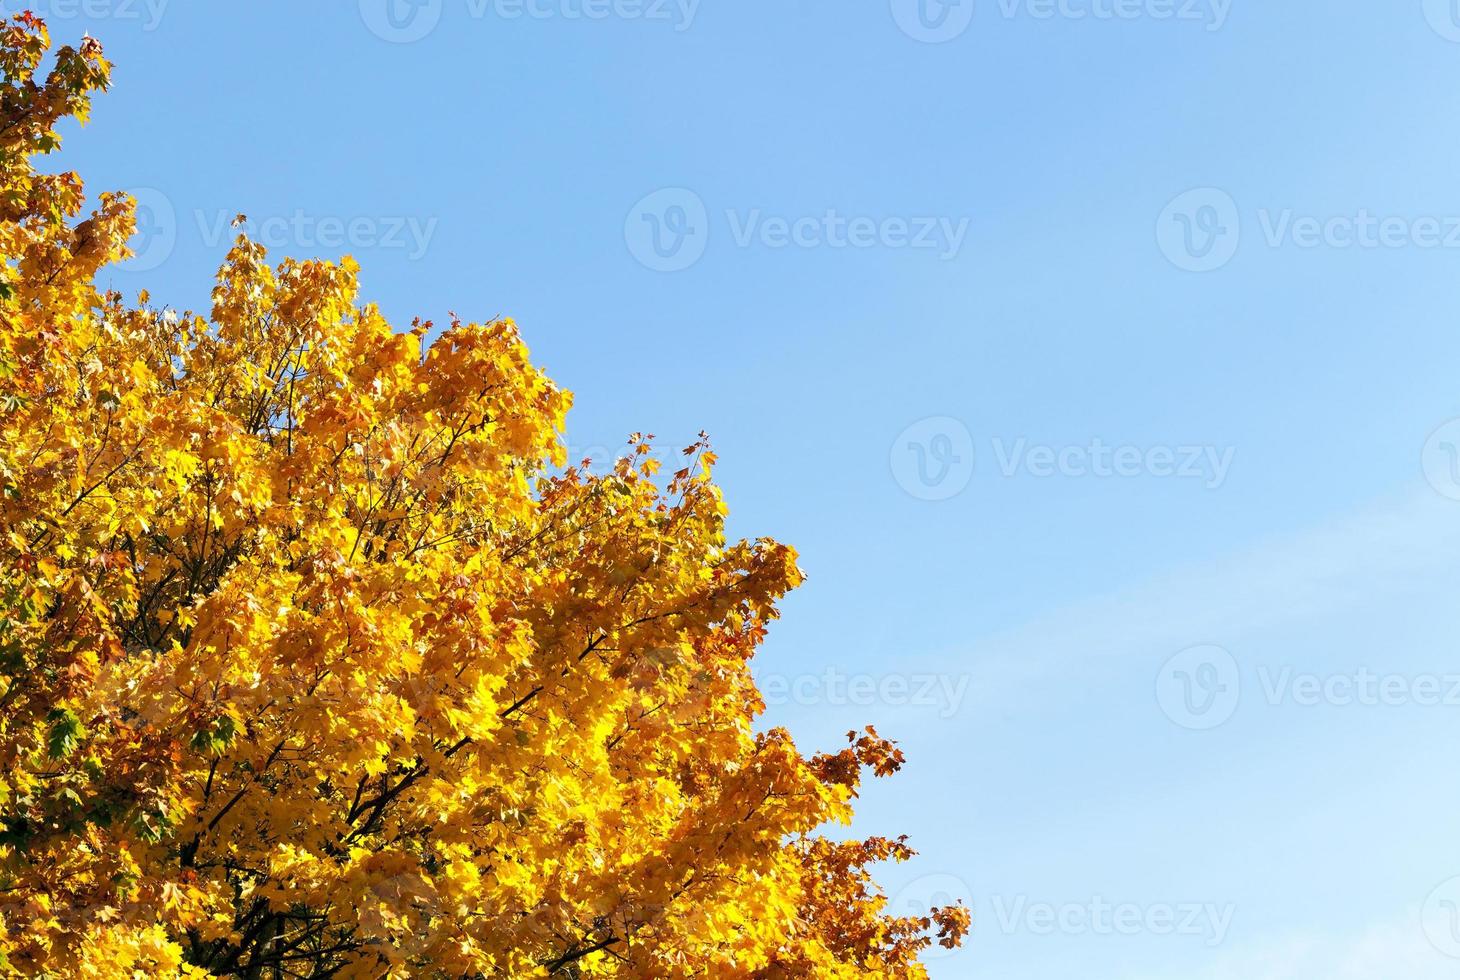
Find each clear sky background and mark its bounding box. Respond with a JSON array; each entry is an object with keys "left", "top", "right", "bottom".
[{"left": 40, "top": 0, "right": 1460, "bottom": 975}]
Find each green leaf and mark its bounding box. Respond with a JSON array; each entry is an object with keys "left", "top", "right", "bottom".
[{"left": 45, "top": 708, "right": 85, "bottom": 759}]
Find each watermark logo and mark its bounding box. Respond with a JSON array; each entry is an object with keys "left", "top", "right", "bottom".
[
  {"left": 1159, "top": 190, "right": 1460, "bottom": 271},
  {"left": 360, "top": 0, "right": 699, "bottom": 40},
  {"left": 726, "top": 209, "right": 969, "bottom": 259},
  {"left": 560, "top": 440, "right": 633, "bottom": 472},
  {"left": 891, "top": 417, "right": 976, "bottom": 501},
  {"left": 891, "top": 0, "right": 977, "bottom": 43},
  {"left": 993, "top": 0, "right": 1231, "bottom": 30},
  {"left": 988, "top": 895, "right": 1235, "bottom": 946},
  {"left": 891, "top": 427, "right": 1236, "bottom": 499},
  {"left": 475, "top": 0, "right": 699, "bottom": 28},
  {"left": 1157, "top": 645, "right": 1240, "bottom": 730},
  {"left": 1256, "top": 667, "right": 1460, "bottom": 708},
  {"left": 989, "top": 437, "right": 1234, "bottom": 488},
  {"left": 1422, "top": 418, "right": 1460, "bottom": 501},
  {"left": 123, "top": 187, "right": 177, "bottom": 272},
  {"left": 625, "top": 190, "right": 970, "bottom": 271},
  {"left": 1156, "top": 188, "right": 1240, "bottom": 272},
  {"left": 359, "top": 0, "right": 444, "bottom": 42},
  {"left": 4, "top": 0, "right": 168, "bottom": 30},
  {"left": 891, "top": 0, "right": 1231, "bottom": 40},
  {"left": 1423, "top": 877, "right": 1460, "bottom": 958},
  {"left": 1158, "top": 649, "right": 1460, "bottom": 729},
  {"left": 889, "top": 874, "right": 975, "bottom": 960},
  {"left": 1423, "top": 0, "right": 1460, "bottom": 42},
  {"left": 195, "top": 211, "right": 437, "bottom": 260},
  {"left": 1256, "top": 209, "right": 1460, "bottom": 250},
  {"left": 759, "top": 668, "right": 972, "bottom": 719},
  {"left": 112, "top": 189, "right": 439, "bottom": 271},
  {"left": 892, "top": 877, "right": 1235, "bottom": 950},
  {"left": 625, "top": 188, "right": 709, "bottom": 272}
]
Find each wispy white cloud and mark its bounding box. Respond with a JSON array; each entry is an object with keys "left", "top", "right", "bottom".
[
  {"left": 902, "top": 487, "right": 1460, "bottom": 980},
  {"left": 943, "top": 486, "right": 1460, "bottom": 711}
]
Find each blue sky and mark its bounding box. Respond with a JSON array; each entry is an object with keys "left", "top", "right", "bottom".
[{"left": 41, "top": 0, "right": 1460, "bottom": 975}]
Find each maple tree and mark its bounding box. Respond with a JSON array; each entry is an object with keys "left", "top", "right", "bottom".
[{"left": 0, "top": 15, "right": 968, "bottom": 978}]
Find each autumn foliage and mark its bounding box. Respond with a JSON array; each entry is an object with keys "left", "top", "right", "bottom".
[{"left": 0, "top": 16, "right": 968, "bottom": 977}]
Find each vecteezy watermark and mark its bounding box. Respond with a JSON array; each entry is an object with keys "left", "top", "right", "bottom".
[
  {"left": 358, "top": 0, "right": 698, "bottom": 42},
  {"left": 890, "top": 0, "right": 978, "bottom": 43},
  {"left": 624, "top": 188, "right": 709, "bottom": 273},
  {"left": 1155, "top": 188, "right": 1241, "bottom": 272},
  {"left": 1255, "top": 210, "right": 1460, "bottom": 250},
  {"left": 1158, "top": 646, "right": 1460, "bottom": 730},
  {"left": 892, "top": 423, "right": 1236, "bottom": 501},
  {"left": 122, "top": 187, "right": 178, "bottom": 273},
  {"left": 889, "top": 875, "right": 976, "bottom": 961},
  {"left": 988, "top": 437, "right": 1234, "bottom": 488},
  {"left": 890, "top": 0, "right": 1231, "bottom": 43},
  {"left": 1423, "top": 0, "right": 1460, "bottom": 43},
  {"left": 1256, "top": 667, "right": 1460, "bottom": 708},
  {"left": 989, "top": 896, "right": 1236, "bottom": 946},
  {"left": 1423, "top": 877, "right": 1460, "bottom": 958},
  {"left": 2, "top": 0, "right": 168, "bottom": 30},
  {"left": 195, "top": 211, "right": 438, "bottom": 261},
  {"left": 726, "top": 210, "right": 969, "bottom": 259},
  {"left": 113, "top": 189, "right": 439, "bottom": 272},
  {"left": 890, "top": 875, "right": 1235, "bottom": 950},
  {"left": 890, "top": 417, "right": 977, "bottom": 502},
  {"left": 758, "top": 668, "right": 972, "bottom": 719},
  {"left": 624, "top": 188, "right": 971, "bottom": 272},
  {"left": 1422, "top": 418, "right": 1460, "bottom": 501},
  {"left": 1157, "top": 645, "right": 1241, "bottom": 730},
  {"left": 991, "top": 0, "right": 1230, "bottom": 29},
  {"left": 1158, "top": 187, "right": 1460, "bottom": 272},
  {"left": 560, "top": 440, "right": 634, "bottom": 472},
  {"left": 359, "top": 0, "right": 444, "bottom": 42}
]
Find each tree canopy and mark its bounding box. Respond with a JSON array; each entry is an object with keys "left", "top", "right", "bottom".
[{"left": 0, "top": 15, "right": 968, "bottom": 977}]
